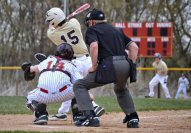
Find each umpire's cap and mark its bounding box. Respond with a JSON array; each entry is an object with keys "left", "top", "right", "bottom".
[
  {"left": 89, "top": 9, "right": 105, "bottom": 20},
  {"left": 154, "top": 53, "right": 162, "bottom": 59}
]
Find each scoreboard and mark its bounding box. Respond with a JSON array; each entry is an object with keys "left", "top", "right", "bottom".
[{"left": 114, "top": 22, "right": 173, "bottom": 57}]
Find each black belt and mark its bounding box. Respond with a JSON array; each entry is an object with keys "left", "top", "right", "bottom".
[
  {"left": 40, "top": 85, "right": 67, "bottom": 94},
  {"left": 73, "top": 54, "right": 89, "bottom": 59},
  {"left": 112, "top": 56, "right": 126, "bottom": 60},
  {"left": 98, "top": 56, "right": 127, "bottom": 64}
]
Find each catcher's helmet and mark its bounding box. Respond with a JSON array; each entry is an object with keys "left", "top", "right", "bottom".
[
  {"left": 55, "top": 43, "right": 74, "bottom": 60},
  {"left": 154, "top": 53, "right": 161, "bottom": 59},
  {"left": 45, "top": 7, "right": 66, "bottom": 28}
]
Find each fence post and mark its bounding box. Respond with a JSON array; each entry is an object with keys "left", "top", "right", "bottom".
[
  {"left": 157, "top": 83, "right": 160, "bottom": 98},
  {"left": 15, "top": 70, "right": 19, "bottom": 96}
]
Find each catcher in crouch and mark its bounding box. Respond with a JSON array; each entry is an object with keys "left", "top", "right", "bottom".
[{"left": 23, "top": 43, "right": 99, "bottom": 125}]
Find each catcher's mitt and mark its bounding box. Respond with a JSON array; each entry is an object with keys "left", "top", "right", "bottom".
[
  {"left": 21, "top": 62, "right": 35, "bottom": 81},
  {"left": 21, "top": 62, "right": 32, "bottom": 71},
  {"left": 34, "top": 53, "right": 47, "bottom": 62}
]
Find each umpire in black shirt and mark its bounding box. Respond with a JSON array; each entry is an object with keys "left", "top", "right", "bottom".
[{"left": 73, "top": 9, "right": 139, "bottom": 128}]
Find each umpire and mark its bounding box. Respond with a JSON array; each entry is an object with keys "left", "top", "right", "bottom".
[{"left": 73, "top": 9, "right": 139, "bottom": 128}]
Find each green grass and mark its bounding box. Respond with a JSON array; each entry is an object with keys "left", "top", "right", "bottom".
[
  {"left": 95, "top": 96, "right": 191, "bottom": 112},
  {"left": 0, "top": 96, "right": 191, "bottom": 114},
  {"left": 134, "top": 98, "right": 191, "bottom": 111}
]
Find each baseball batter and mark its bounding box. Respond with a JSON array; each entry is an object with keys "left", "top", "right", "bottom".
[
  {"left": 46, "top": 8, "right": 91, "bottom": 76},
  {"left": 147, "top": 53, "right": 171, "bottom": 98},
  {"left": 175, "top": 73, "right": 189, "bottom": 99},
  {"left": 45, "top": 7, "right": 104, "bottom": 120}
]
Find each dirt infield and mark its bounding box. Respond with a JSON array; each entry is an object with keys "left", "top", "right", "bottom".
[{"left": 0, "top": 110, "right": 191, "bottom": 133}]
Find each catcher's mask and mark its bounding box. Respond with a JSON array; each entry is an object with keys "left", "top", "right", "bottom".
[{"left": 55, "top": 43, "right": 74, "bottom": 60}]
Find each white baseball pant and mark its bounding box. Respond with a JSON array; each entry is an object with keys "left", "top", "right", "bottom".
[{"left": 149, "top": 74, "right": 171, "bottom": 98}]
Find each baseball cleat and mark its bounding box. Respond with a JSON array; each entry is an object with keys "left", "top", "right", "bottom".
[
  {"left": 94, "top": 106, "right": 105, "bottom": 117},
  {"left": 75, "top": 116, "right": 100, "bottom": 127},
  {"left": 123, "top": 112, "right": 139, "bottom": 128},
  {"left": 127, "top": 119, "right": 139, "bottom": 128},
  {"left": 145, "top": 95, "right": 154, "bottom": 98},
  {"left": 33, "top": 115, "right": 48, "bottom": 125},
  {"left": 48, "top": 113, "right": 67, "bottom": 121}
]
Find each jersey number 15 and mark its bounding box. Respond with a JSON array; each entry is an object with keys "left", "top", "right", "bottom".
[{"left": 61, "top": 30, "right": 79, "bottom": 45}]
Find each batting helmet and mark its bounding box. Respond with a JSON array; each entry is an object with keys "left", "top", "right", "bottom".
[
  {"left": 55, "top": 43, "right": 74, "bottom": 60},
  {"left": 154, "top": 53, "right": 161, "bottom": 59},
  {"left": 45, "top": 7, "right": 66, "bottom": 28}
]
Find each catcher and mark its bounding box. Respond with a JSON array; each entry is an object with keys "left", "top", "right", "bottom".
[{"left": 22, "top": 43, "right": 100, "bottom": 125}]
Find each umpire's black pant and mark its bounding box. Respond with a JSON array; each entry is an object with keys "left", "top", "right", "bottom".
[{"left": 73, "top": 56, "right": 136, "bottom": 115}]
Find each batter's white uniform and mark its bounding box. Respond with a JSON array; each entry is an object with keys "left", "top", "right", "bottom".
[
  {"left": 175, "top": 76, "right": 189, "bottom": 99},
  {"left": 47, "top": 18, "right": 92, "bottom": 114},
  {"left": 27, "top": 56, "right": 83, "bottom": 105},
  {"left": 148, "top": 59, "right": 171, "bottom": 98}
]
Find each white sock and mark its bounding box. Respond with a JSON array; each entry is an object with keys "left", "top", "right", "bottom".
[{"left": 92, "top": 101, "right": 98, "bottom": 107}]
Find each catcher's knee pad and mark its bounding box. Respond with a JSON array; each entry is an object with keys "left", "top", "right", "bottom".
[{"left": 27, "top": 100, "right": 47, "bottom": 112}]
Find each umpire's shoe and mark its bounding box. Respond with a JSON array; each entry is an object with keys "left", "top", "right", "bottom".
[
  {"left": 74, "top": 110, "right": 100, "bottom": 127},
  {"left": 33, "top": 115, "right": 48, "bottom": 125},
  {"left": 123, "top": 112, "right": 139, "bottom": 128}
]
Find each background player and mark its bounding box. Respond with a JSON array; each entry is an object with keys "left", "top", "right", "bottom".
[
  {"left": 175, "top": 73, "right": 189, "bottom": 99},
  {"left": 146, "top": 53, "right": 171, "bottom": 98},
  {"left": 45, "top": 7, "right": 104, "bottom": 120}
]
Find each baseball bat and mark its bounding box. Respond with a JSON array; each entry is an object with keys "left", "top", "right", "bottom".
[{"left": 66, "top": 3, "right": 90, "bottom": 19}]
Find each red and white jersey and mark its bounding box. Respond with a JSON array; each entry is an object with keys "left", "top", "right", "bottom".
[
  {"left": 26, "top": 56, "right": 83, "bottom": 104},
  {"left": 37, "top": 56, "right": 82, "bottom": 93}
]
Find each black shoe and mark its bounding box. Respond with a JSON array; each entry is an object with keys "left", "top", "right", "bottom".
[
  {"left": 94, "top": 106, "right": 105, "bottom": 117},
  {"left": 75, "top": 116, "right": 100, "bottom": 127},
  {"left": 73, "top": 115, "right": 82, "bottom": 123},
  {"left": 33, "top": 115, "right": 48, "bottom": 125},
  {"left": 145, "top": 95, "right": 153, "bottom": 98},
  {"left": 123, "top": 112, "right": 139, "bottom": 128},
  {"left": 127, "top": 119, "right": 139, "bottom": 128},
  {"left": 73, "top": 112, "right": 84, "bottom": 123}
]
